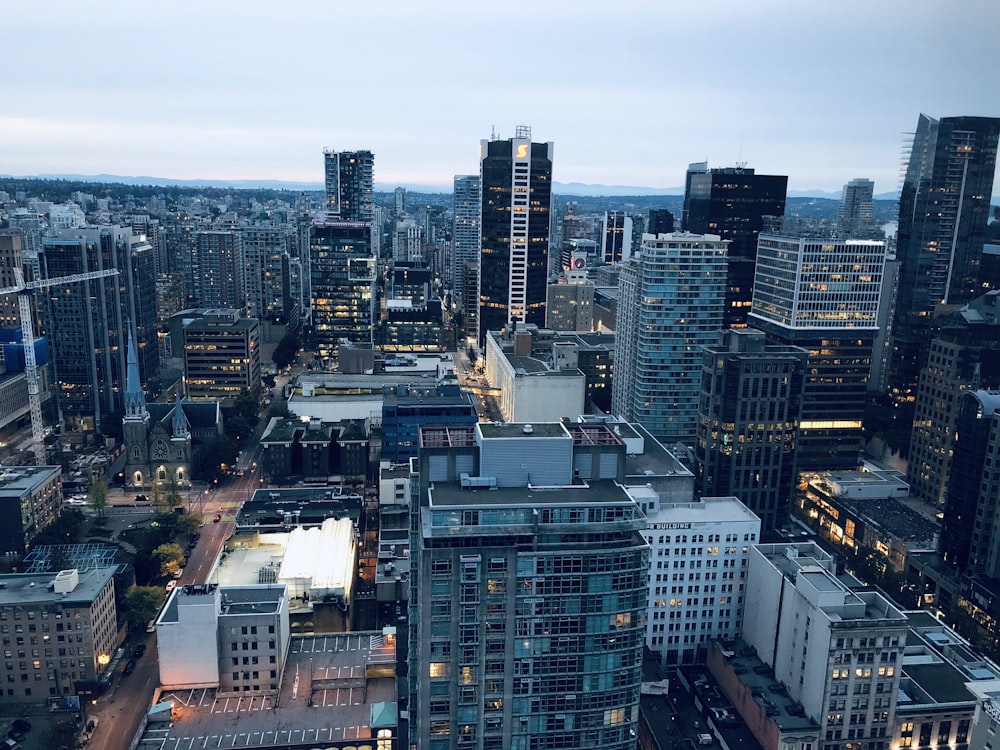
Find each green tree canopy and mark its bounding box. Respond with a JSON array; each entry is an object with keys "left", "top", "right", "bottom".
[
  {"left": 122, "top": 585, "right": 166, "bottom": 630},
  {"left": 88, "top": 479, "right": 109, "bottom": 517},
  {"left": 272, "top": 333, "right": 301, "bottom": 370},
  {"left": 152, "top": 543, "right": 185, "bottom": 578}
]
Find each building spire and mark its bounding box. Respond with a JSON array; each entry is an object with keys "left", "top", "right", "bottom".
[
  {"left": 171, "top": 393, "right": 189, "bottom": 439},
  {"left": 124, "top": 330, "right": 148, "bottom": 421}
]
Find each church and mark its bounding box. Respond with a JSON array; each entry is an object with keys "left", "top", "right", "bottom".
[{"left": 122, "top": 332, "right": 224, "bottom": 489}]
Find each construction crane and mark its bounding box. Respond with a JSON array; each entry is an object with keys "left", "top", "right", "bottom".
[{"left": 0, "top": 267, "right": 119, "bottom": 465}]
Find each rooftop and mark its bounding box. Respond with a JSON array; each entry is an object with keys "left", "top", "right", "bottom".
[
  {"left": 478, "top": 422, "right": 569, "bottom": 439},
  {"left": 428, "top": 478, "right": 636, "bottom": 509},
  {"left": 0, "top": 566, "right": 116, "bottom": 606},
  {"left": 0, "top": 465, "right": 60, "bottom": 494}
]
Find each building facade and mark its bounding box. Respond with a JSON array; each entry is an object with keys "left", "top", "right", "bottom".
[
  {"left": 409, "top": 421, "right": 649, "bottom": 750},
  {"left": 451, "top": 175, "right": 481, "bottom": 318},
  {"left": 696, "top": 329, "right": 808, "bottom": 533},
  {"left": 324, "top": 149, "right": 374, "bottom": 222},
  {"left": 684, "top": 167, "right": 788, "bottom": 328},
  {"left": 602, "top": 211, "right": 633, "bottom": 264},
  {"left": 612, "top": 233, "right": 728, "bottom": 445},
  {"left": 634, "top": 492, "right": 760, "bottom": 666},
  {"left": 478, "top": 129, "right": 553, "bottom": 344},
  {"left": 0, "top": 465, "right": 62, "bottom": 556},
  {"left": 182, "top": 309, "right": 260, "bottom": 405},
  {"left": 888, "top": 114, "right": 1000, "bottom": 405},
  {"left": 750, "top": 234, "right": 885, "bottom": 471},
  {"left": 309, "top": 220, "right": 375, "bottom": 359},
  {"left": 192, "top": 230, "right": 245, "bottom": 311}
]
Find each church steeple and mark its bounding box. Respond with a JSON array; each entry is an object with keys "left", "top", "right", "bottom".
[
  {"left": 124, "top": 330, "right": 148, "bottom": 422},
  {"left": 171, "top": 393, "right": 189, "bottom": 439}
]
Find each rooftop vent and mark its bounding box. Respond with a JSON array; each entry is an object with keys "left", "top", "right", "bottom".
[{"left": 523, "top": 424, "right": 533, "bottom": 434}]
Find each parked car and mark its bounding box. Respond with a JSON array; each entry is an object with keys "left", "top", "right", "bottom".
[
  {"left": 132, "top": 644, "right": 146, "bottom": 658},
  {"left": 123, "top": 660, "right": 136, "bottom": 676},
  {"left": 165, "top": 580, "right": 178, "bottom": 593},
  {"left": 10, "top": 721, "right": 30, "bottom": 735},
  {"left": 146, "top": 620, "right": 156, "bottom": 633}
]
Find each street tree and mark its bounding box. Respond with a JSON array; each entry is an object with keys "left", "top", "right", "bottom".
[
  {"left": 152, "top": 543, "right": 185, "bottom": 578},
  {"left": 122, "top": 586, "right": 166, "bottom": 631},
  {"left": 88, "top": 479, "right": 109, "bottom": 518}
]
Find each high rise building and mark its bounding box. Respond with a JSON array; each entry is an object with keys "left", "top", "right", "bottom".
[
  {"left": 750, "top": 234, "right": 885, "bottom": 470},
  {"left": 685, "top": 166, "right": 788, "bottom": 328},
  {"left": 40, "top": 226, "right": 159, "bottom": 433},
  {"left": 696, "top": 329, "right": 808, "bottom": 532},
  {"left": 408, "top": 421, "right": 648, "bottom": 750},
  {"left": 939, "top": 391, "right": 1000, "bottom": 577},
  {"left": 451, "top": 175, "right": 480, "bottom": 314},
  {"left": 309, "top": 220, "right": 375, "bottom": 360},
  {"left": 478, "top": 128, "right": 553, "bottom": 343},
  {"left": 181, "top": 309, "right": 261, "bottom": 405},
  {"left": 323, "top": 149, "right": 374, "bottom": 222},
  {"left": 601, "top": 211, "right": 633, "bottom": 264},
  {"left": 837, "top": 178, "right": 876, "bottom": 236},
  {"left": 908, "top": 293, "right": 1000, "bottom": 507},
  {"left": 612, "top": 232, "right": 728, "bottom": 444},
  {"left": 647, "top": 208, "right": 675, "bottom": 236},
  {"left": 192, "top": 230, "right": 245, "bottom": 310},
  {"left": 681, "top": 161, "right": 708, "bottom": 231},
  {"left": 240, "top": 224, "right": 297, "bottom": 337},
  {"left": 888, "top": 114, "right": 1000, "bottom": 405}
]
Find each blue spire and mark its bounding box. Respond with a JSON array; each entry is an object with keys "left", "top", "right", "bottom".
[
  {"left": 124, "top": 330, "right": 147, "bottom": 421},
  {"left": 172, "top": 393, "right": 189, "bottom": 438}
]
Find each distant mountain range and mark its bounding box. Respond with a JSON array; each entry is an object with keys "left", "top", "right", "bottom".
[{"left": 3, "top": 173, "right": 902, "bottom": 201}]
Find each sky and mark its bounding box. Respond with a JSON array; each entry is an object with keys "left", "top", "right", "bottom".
[{"left": 2, "top": 0, "right": 999, "bottom": 195}]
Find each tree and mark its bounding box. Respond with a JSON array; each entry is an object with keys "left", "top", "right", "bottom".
[
  {"left": 30, "top": 509, "right": 86, "bottom": 546},
  {"left": 88, "top": 479, "right": 109, "bottom": 518},
  {"left": 152, "top": 543, "right": 185, "bottom": 578},
  {"left": 164, "top": 477, "right": 184, "bottom": 509},
  {"left": 122, "top": 585, "right": 166, "bottom": 631},
  {"left": 272, "top": 333, "right": 301, "bottom": 370}
]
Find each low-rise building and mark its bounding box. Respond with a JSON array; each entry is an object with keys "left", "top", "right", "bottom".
[
  {"left": 0, "top": 465, "right": 62, "bottom": 555},
  {"left": 0, "top": 566, "right": 119, "bottom": 704},
  {"left": 156, "top": 583, "right": 290, "bottom": 695}
]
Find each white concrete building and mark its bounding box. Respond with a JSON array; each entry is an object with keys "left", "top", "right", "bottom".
[
  {"left": 630, "top": 491, "right": 761, "bottom": 666},
  {"left": 484, "top": 327, "right": 585, "bottom": 423}
]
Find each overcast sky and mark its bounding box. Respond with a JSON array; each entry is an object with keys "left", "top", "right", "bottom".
[{"left": 2, "top": 0, "right": 998, "bottom": 194}]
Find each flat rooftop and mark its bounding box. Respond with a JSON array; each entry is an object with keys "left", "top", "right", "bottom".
[
  {"left": 0, "top": 566, "right": 115, "bottom": 606},
  {"left": 428, "top": 478, "right": 634, "bottom": 508},
  {"left": 150, "top": 631, "right": 397, "bottom": 750},
  {"left": 478, "top": 422, "right": 569, "bottom": 439}
]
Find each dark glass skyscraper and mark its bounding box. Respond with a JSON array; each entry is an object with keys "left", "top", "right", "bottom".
[
  {"left": 685, "top": 166, "right": 788, "bottom": 328},
  {"left": 478, "top": 129, "right": 553, "bottom": 343},
  {"left": 40, "top": 226, "right": 158, "bottom": 433},
  {"left": 323, "top": 149, "right": 374, "bottom": 222},
  {"left": 888, "top": 114, "right": 1000, "bottom": 405}
]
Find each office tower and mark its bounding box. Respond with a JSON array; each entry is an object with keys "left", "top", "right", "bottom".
[
  {"left": 0, "top": 466, "right": 62, "bottom": 556},
  {"left": 451, "top": 175, "right": 481, "bottom": 316},
  {"left": 888, "top": 114, "right": 1000, "bottom": 406},
  {"left": 545, "top": 277, "right": 594, "bottom": 331},
  {"left": 601, "top": 210, "right": 633, "bottom": 264},
  {"left": 612, "top": 232, "right": 728, "bottom": 444},
  {"left": 681, "top": 161, "right": 708, "bottom": 231},
  {"left": 939, "top": 391, "right": 1000, "bottom": 576},
  {"left": 323, "top": 149, "right": 374, "bottom": 222},
  {"left": 309, "top": 220, "right": 375, "bottom": 360},
  {"left": 409, "top": 422, "right": 648, "bottom": 750},
  {"left": 127, "top": 214, "right": 168, "bottom": 276},
  {"left": 736, "top": 542, "right": 908, "bottom": 750},
  {"left": 696, "top": 329, "right": 807, "bottom": 532},
  {"left": 394, "top": 186, "right": 406, "bottom": 217},
  {"left": 478, "top": 128, "right": 553, "bottom": 343},
  {"left": 392, "top": 218, "right": 422, "bottom": 262},
  {"left": 685, "top": 166, "right": 788, "bottom": 328},
  {"left": 380, "top": 383, "right": 477, "bottom": 463},
  {"left": 462, "top": 261, "right": 479, "bottom": 346},
  {"left": 908, "top": 294, "right": 1000, "bottom": 507},
  {"left": 837, "top": 178, "right": 876, "bottom": 236},
  {"left": 750, "top": 234, "right": 885, "bottom": 470},
  {"left": 647, "top": 208, "right": 675, "bottom": 236},
  {"left": 0, "top": 231, "right": 23, "bottom": 329},
  {"left": 192, "top": 230, "right": 245, "bottom": 310},
  {"left": 40, "top": 226, "right": 159, "bottom": 433},
  {"left": 182, "top": 309, "right": 261, "bottom": 404},
  {"left": 240, "top": 224, "right": 297, "bottom": 337},
  {"left": 634, "top": 492, "right": 760, "bottom": 666}
]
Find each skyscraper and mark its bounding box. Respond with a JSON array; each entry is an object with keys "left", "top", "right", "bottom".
[
  {"left": 313, "top": 150, "right": 377, "bottom": 360},
  {"left": 685, "top": 166, "right": 788, "bottom": 328},
  {"left": 837, "top": 177, "right": 876, "bottom": 236},
  {"left": 451, "top": 175, "right": 480, "bottom": 317},
  {"left": 696, "top": 329, "right": 807, "bottom": 533},
  {"left": 601, "top": 210, "right": 633, "bottom": 264},
  {"left": 888, "top": 114, "right": 1000, "bottom": 405},
  {"left": 939, "top": 391, "right": 1000, "bottom": 577},
  {"left": 40, "top": 226, "right": 158, "bottom": 433},
  {"left": 192, "top": 230, "right": 245, "bottom": 310},
  {"left": 323, "top": 149, "right": 374, "bottom": 222},
  {"left": 408, "top": 422, "right": 648, "bottom": 750},
  {"left": 478, "top": 128, "right": 553, "bottom": 343},
  {"left": 750, "top": 234, "right": 885, "bottom": 470},
  {"left": 612, "top": 232, "right": 728, "bottom": 444}
]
